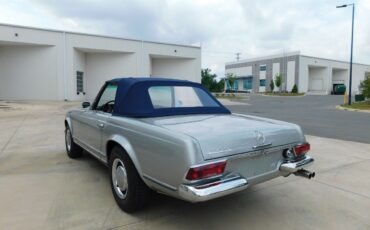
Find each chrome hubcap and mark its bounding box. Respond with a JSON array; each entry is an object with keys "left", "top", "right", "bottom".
[
  {"left": 66, "top": 129, "right": 72, "bottom": 151},
  {"left": 112, "top": 158, "right": 128, "bottom": 199}
]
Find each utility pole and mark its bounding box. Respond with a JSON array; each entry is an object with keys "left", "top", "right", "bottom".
[
  {"left": 235, "top": 52, "right": 241, "bottom": 61},
  {"left": 336, "top": 3, "right": 355, "bottom": 105}
]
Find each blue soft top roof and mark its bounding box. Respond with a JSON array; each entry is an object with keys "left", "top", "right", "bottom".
[{"left": 106, "top": 77, "right": 231, "bottom": 118}]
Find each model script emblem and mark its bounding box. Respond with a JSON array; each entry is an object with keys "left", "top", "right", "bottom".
[{"left": 254, "top": 130, "right": 265, "bottom": 146}]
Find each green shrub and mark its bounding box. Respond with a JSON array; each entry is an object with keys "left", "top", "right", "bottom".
[
  {"left": 291, "top": 84, "right": 298, "bottom": 94},
  {"left": 269, "top": 80, "right": 275, "bottom": 92},
  {"left": 359, "top": 76, "right": 370, "bottom": 98},
  {"left": 275, "top": 74, "right": 283, "bottom": 91}
]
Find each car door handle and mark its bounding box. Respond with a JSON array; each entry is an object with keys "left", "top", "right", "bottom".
[{"left": 97, "top": 123, "right": 105, "bottom": 128}]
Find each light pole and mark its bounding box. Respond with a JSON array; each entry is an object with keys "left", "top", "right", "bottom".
[{"left": 336, "top": 3, "right": 355, "bottom": 105}]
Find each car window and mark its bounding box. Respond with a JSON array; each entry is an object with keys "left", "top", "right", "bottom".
[
  {"left": 148, "top": 86, "right": 219, "bottom": 109},
  {"left": 96, "top": 84, "right": 118, "bottom": 113}
]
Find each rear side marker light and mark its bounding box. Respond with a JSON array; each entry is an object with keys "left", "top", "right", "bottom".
[
  {"left": 294, "top": 143, "right": 310, "bottom": 156},
  {"left": 186, "top": 161, "right": 226, "bottom": 181}
]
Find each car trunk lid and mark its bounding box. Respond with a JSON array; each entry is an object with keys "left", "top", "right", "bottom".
[{"left": 142, "top": 114, "right": 304, "bottom": 160}]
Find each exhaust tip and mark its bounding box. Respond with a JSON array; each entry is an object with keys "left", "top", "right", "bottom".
[{"left": 294, "top": 169, "right": 315, "bottom": 180}]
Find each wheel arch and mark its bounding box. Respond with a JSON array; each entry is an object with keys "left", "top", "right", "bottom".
[
  {"left": 105, "top": 135, "right": 143, "bottom": 176},
  {"left": 65, "top": 116, "right": 72, "bottom": 132}
]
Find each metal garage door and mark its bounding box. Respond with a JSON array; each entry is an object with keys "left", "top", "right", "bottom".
[{"left": 310, "top": 79, "right": 323, "bottom": 91}]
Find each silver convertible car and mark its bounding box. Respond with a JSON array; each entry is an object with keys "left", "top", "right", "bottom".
[{"left": 65, "top": 78, "right": 315, "bottom": 212}]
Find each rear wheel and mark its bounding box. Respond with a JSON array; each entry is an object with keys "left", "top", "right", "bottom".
[
  {"left": 109, "top": 146, "right": 151, "bottom": 212},
  {"left": 65, "top": 126, "right": 83, "bottom": 158}
]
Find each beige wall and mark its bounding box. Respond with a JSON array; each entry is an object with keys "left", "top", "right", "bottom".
[
  {"left": 286, "top": 61, "right": 295, "bottom": 92},
  {"left": 300, "top": 56, "right": 370, "bottom": 94},
  {"left": 85, "top": 52, "right": 136, "bottom": 100},
  {"left": 151, "top": 57, "right": 198, "bottom": 82},
  {"left": 0, "top": 24, "right": 201, "bottom": 101},
  {"left": 225, "top": 66, "right": 252, "bottom": 77}
]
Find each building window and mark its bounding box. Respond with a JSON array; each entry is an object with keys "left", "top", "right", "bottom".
[
  {"left": 243, "top": 77, "right": 253, "bottom": 90},
  {"left": 234, "top": 80, "right": 239, "bottom": 91},
  {"left": 76, "top": 71, "right": 84, "bottom": 94},
  {"left": 260, "top": 79, "right": 266, "bottom": 87},
  {"left": 260, "top": 65, "right": 267, "bottom": 71},
  {"left": 226, "top": 79, "right": 239, "bottom": 91}
]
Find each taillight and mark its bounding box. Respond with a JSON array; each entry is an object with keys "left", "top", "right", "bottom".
[
  {"left": 185, "top": 161, "right": 226, "bottom": 181},
  {"left": 294, "top": 143, "right": 310, "bottom": 156}
]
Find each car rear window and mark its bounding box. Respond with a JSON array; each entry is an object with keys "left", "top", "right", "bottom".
[{"left": 148, "top": 86, "right": 219, "bottom": 109}]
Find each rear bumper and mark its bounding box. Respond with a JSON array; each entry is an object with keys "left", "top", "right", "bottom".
[
  {"left": 178, "top": 175, "right": 248, "bottom": 202},
  {"left": 279, "top": 155, "right": 314, "bottom": 173},
  {"left": 178, "top": 155, "right": 314, "bottom": 203}
]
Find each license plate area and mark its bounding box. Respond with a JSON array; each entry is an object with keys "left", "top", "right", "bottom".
[{"left": 226, "top": 150, "right": 283, "bottom": 178}]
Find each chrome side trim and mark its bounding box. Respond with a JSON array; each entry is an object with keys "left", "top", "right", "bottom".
[
  {"left": 73, "top": 138, "right": 107, "bottom": 164},
  {"left": 252, "top": 142, "right": 272, "bottom": 149},
  {"left": 178, "top": 176, "right": 248, "bottom": 202},
  {"left": 279, "top": 155, "right": 314, "bottom": 173}
]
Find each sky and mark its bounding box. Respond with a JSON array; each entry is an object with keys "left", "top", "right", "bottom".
[{"left": 1, "top": 0, "right": 369, "bottom": 78}]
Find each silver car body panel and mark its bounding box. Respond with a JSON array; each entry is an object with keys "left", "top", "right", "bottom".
[
  {"left": 66, "top": 107, "right": 313, "bottom": 202},
  {"left": 142, "top": 113, "right": 305, "bottom": 160}
]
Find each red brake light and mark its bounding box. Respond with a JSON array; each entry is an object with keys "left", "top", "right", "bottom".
[
  {"left": 185, "top": 161, "right": 226, "bottom": 181},
  {"left": 294, "top": 143, "right": 310, "bottom": 156}
]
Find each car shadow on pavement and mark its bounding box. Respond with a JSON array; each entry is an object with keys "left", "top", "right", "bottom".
[{"left": 79, "top": 151, "right": 263, "bottom": 229}]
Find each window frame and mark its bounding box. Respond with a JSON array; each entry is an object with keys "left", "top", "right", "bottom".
[
  {"left": 243, "top": 77, "right": 253, "bottom": 90},
  {"left": 76, "top": 71, "right": 84, "bottom": 94},
  {"left": 92, "top": 82, "right": 118, "bottom": 113},
  {"left": 259, "top": 65, "right": 267, "bottom": 71}
]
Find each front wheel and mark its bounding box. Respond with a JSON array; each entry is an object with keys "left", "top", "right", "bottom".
[{"left": 109, "top": 146, "right": 151, "bottom": 212}]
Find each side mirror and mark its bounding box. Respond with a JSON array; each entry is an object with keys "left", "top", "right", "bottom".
[{"left": 82, "top": 102, "right": 91, "bottom": 108}]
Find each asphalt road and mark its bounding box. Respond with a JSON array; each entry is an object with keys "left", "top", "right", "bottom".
[{"left": 227, "top": 95, "right": 370, "bottom": 143}]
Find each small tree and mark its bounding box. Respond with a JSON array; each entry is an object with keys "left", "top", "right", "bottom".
[
  {"left": 201, "top": 68, "right": 224, "bottom": 92},
  {"left": 226, "top": 73, "right": 236, "bottom": 92},
  {"left": 291, "top": 84, "right": 298, "bottom": 94},
  {"left": 201, "top": 68, "right": 216, "bottom": 91},
  {"left": 215, "top": 78, "right": 225, "bottom": 93},
  {"left": 269, "top": 79, "right": 275, "bottom": 92},
  {"left": 359, "top": 75, "right": 370, "bottom": 99},
  {"left": 275, "top": 73, "right": 283, "bottom": 92}
]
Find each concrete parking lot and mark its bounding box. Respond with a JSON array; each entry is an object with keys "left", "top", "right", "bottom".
[{"left": 0, "top": 101, "right": 369, "bottom": 230}]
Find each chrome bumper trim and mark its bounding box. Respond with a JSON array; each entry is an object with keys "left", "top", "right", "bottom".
[
  {"left": 178, "top": 176, "right": 248, "bottom": 202},
  {"left": 279, "top": 155, "right": 314, "bottom": 173}
]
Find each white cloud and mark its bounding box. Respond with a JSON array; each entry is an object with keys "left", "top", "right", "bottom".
[{"left": 0, "top": 0, "right": 368, "bottom": 78}]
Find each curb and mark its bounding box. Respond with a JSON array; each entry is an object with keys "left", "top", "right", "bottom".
[
  {"left": 259, "top": 94, "right": 306, "bottom": 98},
  {"left": 335, "top": 105, "right": 370, "bottom": 114}
]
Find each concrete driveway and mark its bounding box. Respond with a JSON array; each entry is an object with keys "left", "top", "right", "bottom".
[{"left": 0, "top": 102, "right": 369, "bottom": 230}]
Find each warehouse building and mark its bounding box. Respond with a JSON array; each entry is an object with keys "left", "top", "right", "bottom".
[
  {"left": 0, "top": 23, "right": 201, "bottom": 101},
  {"left": 225, "top": 51, "right": 370, "bottom": 95}
]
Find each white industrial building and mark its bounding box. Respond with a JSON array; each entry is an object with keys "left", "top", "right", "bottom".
[
  {"left": 0, "top": 23, "right": 201, "bottom": 101},
  {"left": 225, "top": 51, "right": 370, "bottom": 95}
]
